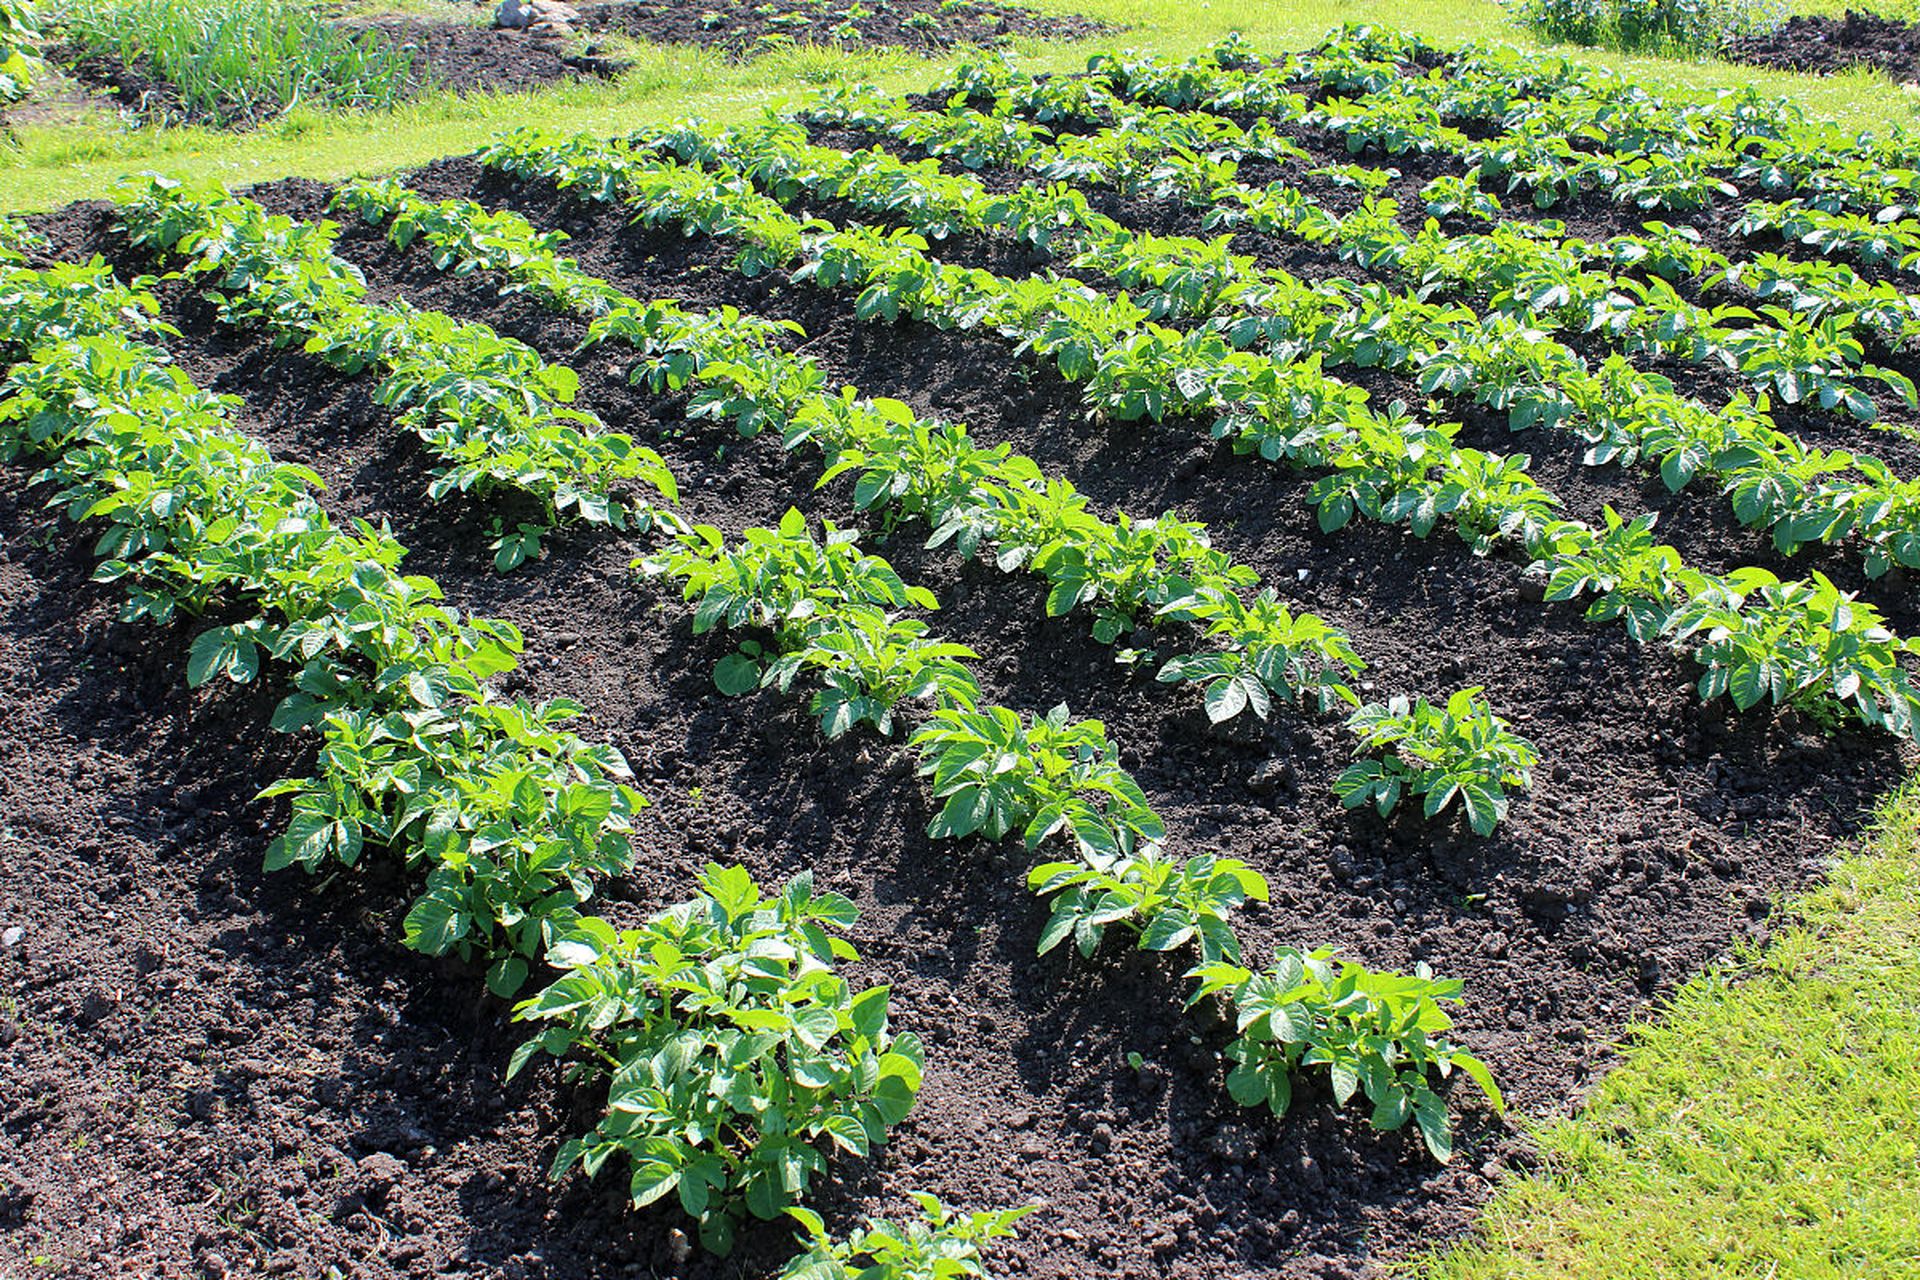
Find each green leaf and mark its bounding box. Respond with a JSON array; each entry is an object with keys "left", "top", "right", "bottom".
[
  {"left": 403, "top": 893, "right": 465, "bottom": 956},
  {"left": 1454, "top": 1052, "right": 1504, "bottom": 1112},
  {"left": 1205, "top": 676, "right": 1249, "bottom": 723},
  {"left": 629, "top": 1162, "right": 680, "bottom": 1209},
  {"left": 186, "top": 626, "right": 259, "bottom": 687},
  {"left": 1036, "top": 905, "right": 1079, "bottom": 955},
  {"left": 714, "top": 652, "right": 762, "bottom": 696},
  {"left": 485, "top": 955, "right": 529, "bottom": 999},
  {"left": 1414, "top": 1092, "right": 1454, "bottom": 1162}
]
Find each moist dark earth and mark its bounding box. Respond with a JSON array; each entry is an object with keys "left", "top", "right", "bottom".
[
  {"left": 1724, "top": 8, "right": 1920, "bottom": 83},
  {"left": 577, "top": 0, "right": 1113, "bottom": 59},
  {"left": 4, "top": 82, "right": 1919, "bottom": 1280},
  {"left": 53, "top": 0, "right": 1110, "bottom": 128}
]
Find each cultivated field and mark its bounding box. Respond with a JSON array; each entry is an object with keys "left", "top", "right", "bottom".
[{"left": 4, "top": 15, "right": 1920, "bottom": 1280}]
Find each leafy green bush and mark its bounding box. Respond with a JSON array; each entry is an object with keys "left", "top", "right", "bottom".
[
  {"left": 1335, "top": 688, "right": 1538, "bottom": 835},
  {"left": 912, "top": 703, "right": 1164, "bottom": 858},
  {"left": 1669, "top": 569, "right": 1920, "bottom": 732},
  {"left": 52, "top": 0, "right": 413, "bottom": 125},
  {"left": 1508, "top": 0, "right": 1786, "bottom": 56},
  {"left": 642, "top": 507, "right": 937, "bottom": 695},
  {"left": 781, "top": 1194, "right": 1035, "bottom": 1280},
  {"left": 0, "top": 0, "right": 40, "bottom": 105},
  {"left": 511, "top": 866, "right": 924, "bottom": 1256},
  {"left": 767, "top": 604, "right": 980, "bottom": 738},
  {"left": 1029, "top": 849, "right": 1267, "bottom": 962},
  {"left": 1189, "top": 947, "right": 1503, "bottom": 1161}
]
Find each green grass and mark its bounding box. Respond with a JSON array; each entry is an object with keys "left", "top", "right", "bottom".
[
  {"left": 1792, "top": 0, "right": 1920, "bottom": 19},
  {"left": 1415, "top": 783, "right": 1920, "bottom": 1280},
  {"left": 5, "top": 0, "right": 1920, "bottom": 212}
]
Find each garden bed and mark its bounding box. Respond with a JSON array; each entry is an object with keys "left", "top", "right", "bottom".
[
  {"left": 577, "top": 0, "right": 1114, "bottom": 59},
  {"left": 4, "top": 29, "right": 1919, "bottom": 1279},
  {"left": 1723, "top": 8, "right": 1920, "bottom": 83},
  {"left": 52, "top": 0, "right": 1111, "bottom": 129}
]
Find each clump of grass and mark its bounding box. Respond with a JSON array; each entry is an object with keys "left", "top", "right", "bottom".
[
  {"left": 1507, "top": 0, "right": 1787, "bottom": 57},
  {"left": 51, "top": 0, "right": 414, "bottom": 126}
]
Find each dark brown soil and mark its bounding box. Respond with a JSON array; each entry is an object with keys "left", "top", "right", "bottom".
[
  {"left": 1723, "top": 9, "right": 1920, "bottom": 83},
  {"left": 361, "top": 17, "right": 632, "bottom": 95},
  {"left": 578, "top": 0, "right": 1114, "bottom": 59},
  {"left": 2, "top": 149, "right": 1913, "bottom": 1280}
]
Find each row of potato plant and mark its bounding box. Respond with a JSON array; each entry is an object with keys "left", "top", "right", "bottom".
[
  {"left": 789, "top": 81, "right": 1920, "bottom": 576},
  {"left": 918, "top": 35, "right": 1920, "bottom": 392},
  {"left": 334, "top": 175, "right": 1540, "bottom": 836},
  {"left": 637, "top": 500, "right": 1503, "bottom": 1162},
  {"left": 1029, "top": 27, "right": 1920, "bottom": 224},
  {"left": 112, "top": 176, "right": 680, "bottom": 568},
  {"left": 471, "top": 130, "right": 1920, "bottom": 740},
  {"left": 837, "top": 71, "right": 1920, "bottom": 383},
  {"left": 805, "top": 49, "right": 1920, "bottom": 380},
  {"left": 0, "top": 242, "right": 976, "bottom": 1262},
  {"left": 307, "top": 177, "right": 1512, "bottom": 1156}
]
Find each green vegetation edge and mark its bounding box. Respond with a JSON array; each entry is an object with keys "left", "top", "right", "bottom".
[
  {"left": 5, "top": 0, "right": 1920, "bottom": 214},
  {"left": 1413, "top": 779, "right": 1920, "bottom": 1280}
]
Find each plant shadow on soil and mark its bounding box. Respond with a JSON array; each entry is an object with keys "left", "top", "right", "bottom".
[{"left": 2, "top": 130, "right": 1914, "bottom": 1279}]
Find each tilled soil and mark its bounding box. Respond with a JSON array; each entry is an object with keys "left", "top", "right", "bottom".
[
  {"left": 1, "top": 141, "right": 1915, "bottom": 1280},
  {"left": 1724, "top": 9, "right": 1920, "bottom": 83},
  {"left": 578, "top": 0, "right": 1114, "bottom": 59},
  {"left": 361, "top": 18, "right": 632, "bottom": 96}
]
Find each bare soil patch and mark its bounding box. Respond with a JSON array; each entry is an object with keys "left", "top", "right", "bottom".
[{"left": 1724, "top": 9, "right": 1920, "bottom": 83}]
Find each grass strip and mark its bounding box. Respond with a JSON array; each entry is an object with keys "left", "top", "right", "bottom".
[{"left": 1416, "top": 779, "right": 1920, "bottom": 1280}]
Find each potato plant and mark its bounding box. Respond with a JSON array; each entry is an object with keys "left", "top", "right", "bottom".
[
  {"left": 511, "top": 867, "right": 924, "bottom": 1256},
  {"left": 1335, "top": 688, "right": 1539, "bottom": 836},
  {"left": 765, "top": 604, "right": 982, "bottom": 739},
  {"left": 911, "top": 703, "right": 1165, "bottom": 859},
  {"left": 1669, "top": 570, "right": 1920, "bottom": 734},
  {"left": 642, "top": 507, "right": 938, "bottom": 694},
  {"left": 1029, "top": 849, "right": 1268, "bottom": 962},
  {"left": 1188, "top": 948, "right": 1503, "bottom": 1162},
  {"left": 781, "top": 1195, "right": 1035, "bottom": 1280}
]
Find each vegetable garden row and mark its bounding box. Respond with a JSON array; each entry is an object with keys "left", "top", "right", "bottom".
[{"left": 7, "top": 23, "right": 1919, "bottom": 1280}]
